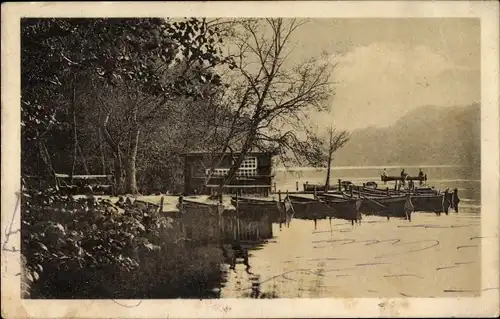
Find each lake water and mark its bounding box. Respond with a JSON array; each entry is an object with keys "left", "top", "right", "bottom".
[{"left": 219, "top": 165, "right": 484, "bottom": 298}]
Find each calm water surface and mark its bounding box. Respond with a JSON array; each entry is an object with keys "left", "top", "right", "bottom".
[{"left": 220, "top": 166, "right": 486, "bottom": 298}]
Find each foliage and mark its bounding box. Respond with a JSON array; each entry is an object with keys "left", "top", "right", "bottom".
[
  {"left": 21, "top": 18, "right": 232, "bottom": 193},
  {"left": 21, "top": 17, "right": 226, "bottom": 127},
  {"left": 21, "top": 18, "right": 341, "bottom": 195},
  {"left": 21, "top": 189, "right": 223, "bottom": 298}
]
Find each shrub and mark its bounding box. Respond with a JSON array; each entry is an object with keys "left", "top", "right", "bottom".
[{"left": 22, "top": 188, "right": 224, "bottom": 298}]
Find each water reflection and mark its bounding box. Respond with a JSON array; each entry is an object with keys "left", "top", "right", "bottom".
[
  {"left": 217, "top": 167, "right": 484, "bottom": 298},
  {"left": 219, "top": 208, "right": 482, "bottom": 298}
]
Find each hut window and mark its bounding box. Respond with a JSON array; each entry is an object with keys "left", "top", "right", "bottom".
[
  {"left": 236, "top": 169, "right": 257, "bottom": 177},
  {"left": 206, "top": 168, "right": 229, "bottom": 177},
  {"left": 240, "top": 156, "right": 257, "bottom": 169}
]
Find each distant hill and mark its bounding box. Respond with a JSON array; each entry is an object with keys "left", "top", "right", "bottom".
[{"left": 333, "top": 103, "right": 481, "bottom": 169}]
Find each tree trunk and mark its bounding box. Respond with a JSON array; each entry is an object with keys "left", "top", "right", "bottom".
[
  {"left": 70, "top": 81, "right": 77, "bottom": 182},
  {"left": 124, "top": 127, "right": 140, "bottom": 194},
  {"left": 36, "top": 139, "right": 58, "bottom": 188},
  {"left": 217, "top": 125, "right": 258, "bottom": 195},
  {"left": 99, "top": 107, "right": 126, "bottom": 194},
  {"left": 77, "top": 143, "right": 90, "bottom": 175},
  {"left": 113, "top": 151, "right": 125, "bottom": 194},
  {"left": 324, "top": 152, "right": 332, "bottom": 192},
  {"left": 98, "top": 127, "right": 106, "bottom": 175}
]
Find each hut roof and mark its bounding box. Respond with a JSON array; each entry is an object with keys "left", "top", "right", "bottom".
[{"left": 181, "top": 147, "right": 278, "bottom": 157}]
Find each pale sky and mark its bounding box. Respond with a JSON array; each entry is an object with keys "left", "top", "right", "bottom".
[{"left": 282, "top": 18, "right": 481, "bottom": 131}]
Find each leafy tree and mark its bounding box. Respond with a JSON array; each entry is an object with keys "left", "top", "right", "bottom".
[{"left": 21, "top": 18, "right": 231, "bottom": 193}]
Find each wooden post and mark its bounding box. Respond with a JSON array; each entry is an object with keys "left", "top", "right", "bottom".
[
  {"left": 296, "top": 181, "right": 299, "bottom": 191},
  {"left": 273, "top": 182, "right": 277, "bottom": 193},
  {"left": 235, "top": 191, "right": 239, "bottom": 211},
  {"left": 278, "top": 190, "right": 282, "bottom": 230},
  {"left": 237, "top": 218, "right": 240, "bottom": 241},
  {"left": 386, "top": 187, "right": 389, "bottom": 196},
  {"left": 219, "top": 193, "right": 223, "bottom": 204},
  {"left": 178, "top": 195, "right": 184, "bottom": 211},
  {"left": 158, "top": 196, "right": 164, "bottom": 213},
  {"left": 313, "top": 185, "right": 317, "bottom": 199},
  {"left": 338, "top": 179, "right": 341, "bottom": 191}
]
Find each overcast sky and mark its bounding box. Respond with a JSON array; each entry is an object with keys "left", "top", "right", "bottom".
[{"left": 283, "top": 18, "right": 480, "bottom": 131}]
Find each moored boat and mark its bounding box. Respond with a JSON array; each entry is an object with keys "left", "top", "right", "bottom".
[
  {"left": 231, "top": 196, "right": 285, "bottom": 223},
  {"left": 381, "top": 175, "right": 427, "bottom": 182},
  {"left": 353, "top": 187, "right": 442, "bottom": 213},
  {"left": 303, "top": 183, "right": 327, "bottom": 192},
  {"left": 286, "top": 195, "right": 332, "bottom": 220},
  {"left": 317, "top": 193, "right": 362, "bottom": 223},
  {"left": 350, "top": 192, "right": 409, "bottom": 219},
  {"left": 410, "top": 193, "right": 444, "bottom": 213}
]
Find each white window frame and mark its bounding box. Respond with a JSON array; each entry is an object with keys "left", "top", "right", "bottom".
[
  {"left": 239, "top": 156, "right": 257, "bottom": 170},
  {"left": 206, "top": 168, "right": 229, "bottom": 177},
  {"left": 205, "top": 156, "right": 258, "bottom": 177},
  {"left": 236, "top": 169, "right": 257, "bottom": 177}
]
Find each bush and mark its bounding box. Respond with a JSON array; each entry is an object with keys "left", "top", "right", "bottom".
[{"left": 22, "top": 188, "right": 224, "bottom": 298}]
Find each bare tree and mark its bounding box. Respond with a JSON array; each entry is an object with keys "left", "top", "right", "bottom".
[
  {"left": 321, "top": 127, "right": 350, "bottom": 192},
  {"left": 201, "top": 18, "right": 336, "bottom": 194}
]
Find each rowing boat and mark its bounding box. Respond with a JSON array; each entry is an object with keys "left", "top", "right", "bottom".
[
  {"left": 409, "top": 194, "right": 444, "bottom": 213},
  {"left": 351, "top": 187, "right": 442, "bottom": 213},
  {"left": 286, "top": 195, "right": 332, "bottom": 220},
  {"left": 231, "top": 197, "right": 285, "bottom": 223},
  {"left": 345, "top": 192, "right": 409, "bottom": 219},
  {"left": 303, "top": 183, "right": 327, "bottom": 192},
  {"left": 381, "top": 175, "right": 427, "bottom": 182},
  {"left": 316, "top": 193, "right": 362, "bottom": 223}
]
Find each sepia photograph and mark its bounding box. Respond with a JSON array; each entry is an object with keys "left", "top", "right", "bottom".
[{"left": 2, "top": 1, "right": 499, "bottom": 318}]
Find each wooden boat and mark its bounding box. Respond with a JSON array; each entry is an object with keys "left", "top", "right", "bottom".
[
  {"left": 410, "top": 194, "right": 444, "bottom": 213},
  {"left": 231, "top": 197, "right": 285, "bottom": 223},
  {"left": 317, "top": 193, "right": 362, "bottom": 223},
  {"left": 365, "top": 181, "right": 378, "bottom": 189},
  {"left": 303, "top": 183, "right": 326, "bottom": 192},
  {"left": 357, "top": 185, "right": 438, "bottom": 197},
  {"left": 350, "top": 186, "right": 442, "bottom": 214},
  {"left": 349, "top": 192, "right": 409, "bottom": 219},
  {"left": 381, "top": 175, "right": 427, "bottom": 182},
  {"left": 286, "top": 195, "right": 332, "bottom": 220}
]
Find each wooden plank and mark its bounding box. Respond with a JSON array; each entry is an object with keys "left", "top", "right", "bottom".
[{"left": 205, "top": 184, "right": 273, "bottom": 188}]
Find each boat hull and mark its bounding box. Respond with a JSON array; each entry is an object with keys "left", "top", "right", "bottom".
[
  {"left": 287, "top": 195, "right": 332, "bottom": 220},
  {"left": 303, "top": 184, "right": 326, "bottom": 192},
  {"left": 231, "top": 198, "right": 284, "bottom": 223},
  {"left": 356, "top": 194, "right": 409, "bottom": 218},
  {"left": 411, "top": 194, "right": 444, "bottom": 213},
  {"left": 317, "top": 194, "right": 362, "bottom": 222},
  {"left": 354, "top": 188, "right": 442, "bottom": 213}
]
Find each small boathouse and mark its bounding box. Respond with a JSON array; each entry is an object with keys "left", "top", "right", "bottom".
[{"left": 182, "top": 150, "right": 277, "bottom": 196}]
